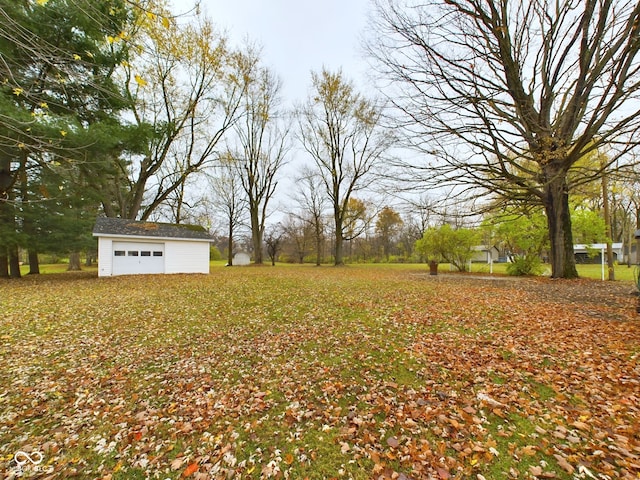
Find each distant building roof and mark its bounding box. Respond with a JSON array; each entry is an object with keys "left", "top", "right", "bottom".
[
  {"left": 574, "top": 243, "right": 623, "bottom": 251},
  {"left": 93, "top": 217, "right": 213, "bottom": 241}
]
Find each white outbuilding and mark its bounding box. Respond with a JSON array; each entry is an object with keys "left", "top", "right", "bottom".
[{"left": 93, "top": 217, "right": 213, "bottom": 277}]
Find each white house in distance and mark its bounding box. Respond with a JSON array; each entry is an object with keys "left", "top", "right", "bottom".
[
  {"left": 471, "top": 245, "right": 501, "bottom": 263},
  {"left": 93, "top": 217, "right": 213, "bottom": 277},
  {"left": 573, "top": 243, "right": 624, "bottom": 263}
]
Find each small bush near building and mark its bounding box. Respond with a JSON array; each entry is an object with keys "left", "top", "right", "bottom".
[
  {"left": 210, "top": 246, "right": 222, "bottom": 261},
  {"left": 506, "top": 255, "right": 544, "bottom": 276}
]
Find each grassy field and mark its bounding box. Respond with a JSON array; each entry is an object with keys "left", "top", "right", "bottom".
[
  {"left": 466, "top": 261, "right": 639, "bottom": 282},
  {"left": 18, "top": 260, "right": 640, "bottom": 282},
  {"left": 1, "top": 265, "right": 639, "bottom": 479}
]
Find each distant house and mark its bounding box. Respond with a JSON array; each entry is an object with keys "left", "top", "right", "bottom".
[
  {"left": 93, "top": 217, "right": 213, "bottom": 277},
  {"left": 574, "top": 243, "right": 623, "bottom": 264},
  {"left": 471, "top": 245, "right": 500, "bottom": 263}
]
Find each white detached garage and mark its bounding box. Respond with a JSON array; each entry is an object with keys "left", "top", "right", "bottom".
[{"left": 93, "top": 217, "right": 213, "bottom": 277}]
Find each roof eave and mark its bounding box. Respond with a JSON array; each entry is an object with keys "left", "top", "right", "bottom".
[{"left": 93, "top": 232, "right": 212, "bottom": 243}]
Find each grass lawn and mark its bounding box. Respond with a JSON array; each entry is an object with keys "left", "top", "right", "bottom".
[
  {"left": 1, "top": 265, "right": 639, "bottom": 479},
  {"left": 465, "top": 261, "right": 639, "bottom": 282}
]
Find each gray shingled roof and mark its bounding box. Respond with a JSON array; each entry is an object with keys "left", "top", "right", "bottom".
[{"left": 93, "top": 217, "right": 213, "bottom": 241}]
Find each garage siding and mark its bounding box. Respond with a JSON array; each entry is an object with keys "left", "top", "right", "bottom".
[{"left": 97, "top": 238, "right": 113, "bottom": 277}]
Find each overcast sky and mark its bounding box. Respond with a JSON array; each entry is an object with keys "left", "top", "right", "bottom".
[
  {"left": 197, "top": 0, "right": 373, "bottom": 105},
  {"left": 169, "top": 1, "right": 383, "bottom": 214}
]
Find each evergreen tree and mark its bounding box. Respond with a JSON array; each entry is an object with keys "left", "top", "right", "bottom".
[{"left": 0, "top": 0, "right": 138, "bottom": 274}]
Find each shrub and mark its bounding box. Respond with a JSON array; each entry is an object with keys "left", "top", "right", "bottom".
[
  {"left": 209, "top": 246, "right": 222, "bottom": 261},
  {"left": 506, "top": 255, "right": 543, "bottom": 276},
  {"left": 415, "top": 224, "right": 480, "bottom": 272}
]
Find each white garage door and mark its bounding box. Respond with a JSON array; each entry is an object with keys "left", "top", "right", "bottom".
[{"left": 112, "top": 242, "right": 165, "bottom": 275}]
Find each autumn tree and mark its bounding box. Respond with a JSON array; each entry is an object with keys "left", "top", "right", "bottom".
[
  {"left": 297, "top": 69, "right": 390, "bottom": 266},
  {"left": 229, "top": 52, "right": 289, "bottom": 265},
  {"left": 369, "top": 0, "right": 640, "bottom": 278},
  {"left": 343, "top": 198, "right": 370, "bottom": 244},
  {"left": 108, "top": 8, "right": 247, "bottom": 221},
  {"left": 375, "top": 206, "right": 403, "bottom": 261}
]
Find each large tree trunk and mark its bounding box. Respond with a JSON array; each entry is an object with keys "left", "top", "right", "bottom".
[
  {"left": 334, "top": 214, "right": 345, "bottom": 266},
  {"left": 227, "top": 222, "right": 233, "bottom": 266},
  {"left": 0, "top": 254, "right": 8, "bottom": 278},
  {"left": 9, "top": 247, "right": 20, "bottom": 278},
  {"left": 68, "top": 252, "right": 82, "bottom": 271},
  {"left": 315, "top": 222, "right": 323, "bottom": 266},
  {"left": 28, "top": 249, "right": 40, "bottom": 275},
  {"left": 601, "top": 171, "right": 615, "bottom": 280},
  {"left": 636, "top": 206, "right": 640, "bottom": 265},
  {"left": 542, "top": 166, "right": 578, "bottom": 279},
  {"left": 250, "top": 208, "right": 263, "bottom": 265}
]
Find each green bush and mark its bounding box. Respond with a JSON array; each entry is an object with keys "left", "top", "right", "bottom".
[
  {"left": 414, "top": 224, "right": 480, "bottom": 272},
  {"left": 506, "top": 255, "right": 543, "bottom": 276},
  {"left": 209, "top": 246, "right": 222, "bottom": 261}
]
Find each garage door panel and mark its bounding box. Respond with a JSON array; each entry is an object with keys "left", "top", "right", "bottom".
[{"left": 113, "top": 242, "right": 164, "bottom": 275}]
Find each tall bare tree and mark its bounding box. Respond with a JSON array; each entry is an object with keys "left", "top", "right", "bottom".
[
  {"left": 293, "top": 167, "right": 329, "bottom": 266},
  {"left": 209, "top": 156, "right": 246, "bottom": 266},
  {"left": 281, "top": 214, "right": 314, "bottom": 264},
  {"left": 369, "top": 0, "right": 640, "bottom": 278},
  {"left": 228, "top": 51, "right": 289, "bottom": 265},
  {"left": 297, "top": 69, "right": 390, "bottom": 266}
]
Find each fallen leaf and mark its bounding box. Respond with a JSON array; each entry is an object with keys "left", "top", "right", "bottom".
[
  {"left": 182, "top": 463, "right": 199, "bottom": 477},
  {"left": 171, "top": 458, "right": 184, "bottom": 470},
  {"left": 437, "top": 466, "right": 450, "bottom": 479},
  {"left": 553, "top": 455, "right": 575, "bottom": 475},
  {"left": 529, "top": 465, "right": 543, "bottom": 476},
  {"left": 387, "top": 436, "right": 400, "bottom": 448}
]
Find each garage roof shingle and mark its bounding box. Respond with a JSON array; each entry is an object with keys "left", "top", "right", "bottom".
[{"left": 93, "top": 217, "right": 213, "bottom": 241}]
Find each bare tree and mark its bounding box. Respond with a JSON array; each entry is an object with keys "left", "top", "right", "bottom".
[
  {"left": 209, "top": 156, "right": 246, "bottom": 266},
  {"left": 281, "top": 214, "right": 313, "bottom": 264},
  {"left": 293, "top": 167, "right": 329, "bottom": 266},
  {"left": 228, "top": 50, "right": 289, "bottom": 264},
  {"left": 297, "top": 69, "right": 391, "bottom": 265},
  {"left": 368, "top": 0, "right": 640, "bottom": 278},
  {"left": 264, "top": 224, "right": 284, "bottom": 266}
]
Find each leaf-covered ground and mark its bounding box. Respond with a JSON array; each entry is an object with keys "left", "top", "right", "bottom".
[{"left": 1, "top": 266, "right": 639, "bottom": 479}]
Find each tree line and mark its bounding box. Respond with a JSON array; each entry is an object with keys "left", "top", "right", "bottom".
[
  {"left": 228, "top": 182, "right": 637, "bottom": 272},
  {"left": 1, "top": 0, "right": 640, "bottom": 278}
]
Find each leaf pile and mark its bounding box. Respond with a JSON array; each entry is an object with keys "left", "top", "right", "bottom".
[{"left": 1, "top": 267, "right": 638, "bottom": 479}]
